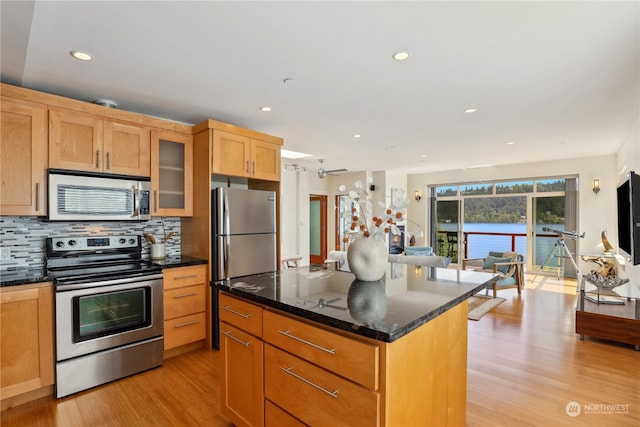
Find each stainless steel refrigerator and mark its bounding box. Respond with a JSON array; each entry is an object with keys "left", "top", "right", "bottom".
[{"left": 211, "top": 187, "right": 277, "bottom": 348}]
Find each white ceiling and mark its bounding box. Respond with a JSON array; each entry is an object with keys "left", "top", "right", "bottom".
[{"left": 2, "top": 1, "right": 638, "bottom": 175}]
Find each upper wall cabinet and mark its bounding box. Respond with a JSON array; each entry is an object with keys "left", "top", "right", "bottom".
[
  {"left": 151, "top": 130, "right": 193, "bottom": 217},
  {"left": 49, "top": 108, "right": 150, "bottom": 176},
  {"left": 0, "top": 97, "right": 48, "bottom": 216},
  {"left": 212, "top": 130, "right": 281, "bottom": 181}
]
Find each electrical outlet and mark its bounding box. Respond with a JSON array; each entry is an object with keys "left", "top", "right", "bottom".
[{"left": 0, "top": 248, "right": 10, "bottom": 260}]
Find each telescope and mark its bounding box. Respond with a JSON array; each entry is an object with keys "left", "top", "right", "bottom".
[{"left": 542, "top": 227, "right": 585, "bottom": 239}]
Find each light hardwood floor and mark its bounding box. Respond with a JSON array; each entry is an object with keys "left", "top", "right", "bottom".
[{"left": 1, "top": 274, "right": 638, "bottom": 427}]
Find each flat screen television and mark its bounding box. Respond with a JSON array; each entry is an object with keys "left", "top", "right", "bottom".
[{"left": 616, "top": 171, "right": 640, "bottom": 265}]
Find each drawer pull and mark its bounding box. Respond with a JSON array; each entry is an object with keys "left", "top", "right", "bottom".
[
  {"left": 278, "top": 330, "right": 336, "bottom": 355},
  {"left": 174, "top": 274, "right": 198, "bottom": 280},
  {"left": 222, "top": 330, "right": 251, "bottom": 347},
  {"left": 221, "top": 305, "right": 251, "bottom": 319},
  {"left": 175, "top": 320, "right": 198, "bottom": 328},
  {"left": 281, "top": 367, "right": 338, "bottom": 398},
  {"left": 174, "top": 291, "right": 198, "bottom": 298}
]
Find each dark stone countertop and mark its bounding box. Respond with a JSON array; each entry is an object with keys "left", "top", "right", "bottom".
[
  {"left": 0, "top": 267, "right": 52, "bottom": 287},
  {"left": 215, "top": 264, "right": 495, "bottom": 343},
  {"left": 1, "top": 255, "right": 207, "bottom": 287},
  {"left": 145, "top": 255, "right": 208, "bottom": 269}
]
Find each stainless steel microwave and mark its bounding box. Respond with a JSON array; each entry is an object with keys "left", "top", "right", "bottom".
[{"left": 48, "top": 170, "right": 151, "bottom": 221}]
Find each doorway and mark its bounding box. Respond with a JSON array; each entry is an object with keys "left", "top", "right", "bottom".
[{"left": 309, "top": 195, "right": 327, "bottom": 265}]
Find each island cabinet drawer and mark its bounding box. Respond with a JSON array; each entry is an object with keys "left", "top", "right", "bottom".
[
  {"left": 265, "top": 400, "right": 306, "bottom": 427},
  {"left": 263, "top": 310, "right": 379, "bottom": 390},
  {"left": 265, "top": 344, "right": 379, "bottom": 427},
  {"left": 164, "top": 312, "right": 206, "bottom": 350},
  {"left": 163, "top": 284, "right": 205, "bottom": 319},
  {"left": 163, "top": 265, "right": 206, "bottom": 290},
  {"left": 219, "top": 293, "right": 263, "bottom": 337}
]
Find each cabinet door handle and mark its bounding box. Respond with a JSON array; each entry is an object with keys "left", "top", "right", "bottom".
[
  {"left": 175, "top": 320, "right": 198, "bottom": 328},
  {"left": 96, "top": 150, "right": 101, "bottom": 168},
  {"left": 174, "top": 274, "right": 198, "bottom": 280},
  {"left": 281, "top": 367, "right": 338, "bottom": 398},
  {"left": 35, "top": 183, "right": 40, "bottom": 211},
  {"left": 221, "top": 305, "right": 251, "bottom": 319},
  {"left": 252, "top": 161, "right": 256, "bottom": 175},
  {"left": 246, "top": 160, "right": 250, "bottom": 174},
  {"left": 222, "top": 330, "right": 251, "bottom": 347},
  {"left": 174, "top": 291, "right": 198, "bottom": 299},
  {"left": 154, "top": 190, "right": 158, "bottom": 212},
  {"left": 278, "top": 330, "right": 336, "bottom": 355},
  {"left": 106, "top": 152, "right": 111, "bottom": 170}
]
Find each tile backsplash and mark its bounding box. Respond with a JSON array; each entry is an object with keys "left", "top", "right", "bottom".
[{"left": 0, "top": 216, "right": 181, "bottom": 271}]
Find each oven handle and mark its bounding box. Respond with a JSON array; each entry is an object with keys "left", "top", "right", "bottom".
[{"left": 56, "top": 273, "right": 164, "bottom": 292}]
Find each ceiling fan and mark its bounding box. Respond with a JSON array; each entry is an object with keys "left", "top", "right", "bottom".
[{"left": 317, "top": 159, "right": 347, "bottom": 179}]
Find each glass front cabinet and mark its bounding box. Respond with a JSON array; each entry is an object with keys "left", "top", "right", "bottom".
[{"left": 151, "top": 130, "right": 193, "bottom": 216}]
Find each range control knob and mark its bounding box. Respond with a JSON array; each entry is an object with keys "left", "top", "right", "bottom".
[
  {"left": 68, "top": 240, "right": 77, "bottom": 247},
  {"left": 119, "top": 238, "right": 126, "bottom": 244},
  {"left": 55, "top": 241, "right": 65, "bottom": 248},
  {"left": 129, "top": 238, "right": 136, "bottom": 245}
]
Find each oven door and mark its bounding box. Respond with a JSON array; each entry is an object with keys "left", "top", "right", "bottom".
[{"left": 56, "top": 274, "right": 163, "bottom": 362}]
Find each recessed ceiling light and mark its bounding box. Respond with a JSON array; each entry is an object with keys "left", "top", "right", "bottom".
[
  {"left": 392, "top": 51, "right": 410, "bottom": 61},
  {"left": 70, "top": 50, "right": 93, "bottom": 61},
  {"left": 281, "top": 149, "right": 311, "bottom": 159},
  {"left": 420, "top": 154, "right": 428, "bottom": 158},
  {"left": 353, "top": 134, "right": 361, "bottom": 138},
  {"left": 506, "top": 141, "right": 515, "bottom": 145},
  {"left": 464, "top": 108, "right": 478, "bottom": 113},
  {"left": 260, "top": 106, "right": 272, "bottom": 112}
]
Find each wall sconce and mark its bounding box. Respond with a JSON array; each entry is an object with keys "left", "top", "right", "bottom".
[
  {"left": 592, "top": 179, "right": 600, "bottom": 195},
  {"left": 414, "top": 190, "right": 422, "bottom": 201}
]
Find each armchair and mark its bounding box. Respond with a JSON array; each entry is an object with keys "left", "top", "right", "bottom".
[{"left": 462, "top": 251, "right": 523, "bottom": 298}]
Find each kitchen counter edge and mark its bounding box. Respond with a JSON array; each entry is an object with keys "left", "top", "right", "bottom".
[{"left": 215, "top": 277, "right": 488, "bottom": 343}]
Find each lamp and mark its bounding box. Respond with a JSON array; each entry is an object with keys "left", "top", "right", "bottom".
[
  {"left": 592, "top": 179, "right": 600, "bottom": 195},
  {"left": 414, "top": 190, "right": 422, "bottom": 201}
]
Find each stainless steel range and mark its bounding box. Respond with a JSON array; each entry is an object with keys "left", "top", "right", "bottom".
[{"left": 46, "top": 235, "right": 164, "bottom": 398}]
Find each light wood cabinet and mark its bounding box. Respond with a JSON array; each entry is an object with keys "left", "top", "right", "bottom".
[
  {"left": 221, "top": 292, "right": 469, "bottom": 427},
  {"left": 163, "top": 265, "right": 206, "bottom": 351},
  {"left": 151, "top": 129, "right": 193, "bottom": 217},
  {"left": 49, "top": 108, "right": 151, "bottom": 176},
  {"left": 211, "top": 130, "right": 281, "bottom": 181},
  {"left": 263, "top": 310, "right": 380, "bottom": 427},
  {"left": 104, "top": 121, "right": 150, "bottom": 176},
  {"left": 219, "top": 293, "right": 264, "bottom": 427},
  {"left": 0, "top": 97, "right": 48, "bottom": 216},
  {"left": 0, "top": 283, "right": 54, "bottom": 402}
]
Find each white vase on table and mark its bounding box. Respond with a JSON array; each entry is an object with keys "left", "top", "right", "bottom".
[{"left": 347, "top": 236, "right": 388, "bottom": 281}]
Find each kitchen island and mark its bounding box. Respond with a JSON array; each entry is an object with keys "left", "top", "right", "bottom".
[{"left": 215, "top": 264, "right": 495, "bottom": 427}]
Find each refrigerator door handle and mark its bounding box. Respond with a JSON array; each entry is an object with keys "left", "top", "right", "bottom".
[{"left": 223, "top": 235, "right": 230, "bottom": 279}]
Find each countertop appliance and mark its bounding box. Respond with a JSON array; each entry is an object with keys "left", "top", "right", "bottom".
[
  {"left": 46, "top": 235, "right": 163, "bottom": 398},
  {"left": 211, "top": 187, "right": 277, "bottom": 348},
  {"left": 48, "top": 169, "right": 151, "bottom": 221}
]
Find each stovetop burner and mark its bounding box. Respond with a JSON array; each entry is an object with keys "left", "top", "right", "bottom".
[{"left": 46, "top": 235, "right": 161, "bottom": 285}]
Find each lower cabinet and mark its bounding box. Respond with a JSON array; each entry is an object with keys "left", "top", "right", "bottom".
[
  {"left": 0, "top": 283, "right": 54, "bottom": 403},
  {"left": 219, "top": 292, "right": 469, "bottom": 427},
  {"left": 163, "top": 265, "right": 206, "bottom": 351},
  {"left": 219, "top": 293, "right": 264, "bottom": 427}
]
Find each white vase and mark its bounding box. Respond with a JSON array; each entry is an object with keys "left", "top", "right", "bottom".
[{"left": 347, "top": 236, "right": 388, "bottom": 281}]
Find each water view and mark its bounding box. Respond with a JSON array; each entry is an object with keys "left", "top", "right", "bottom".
[{"left": 438, "top": 223, "right": 569, "bottom": 269}]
